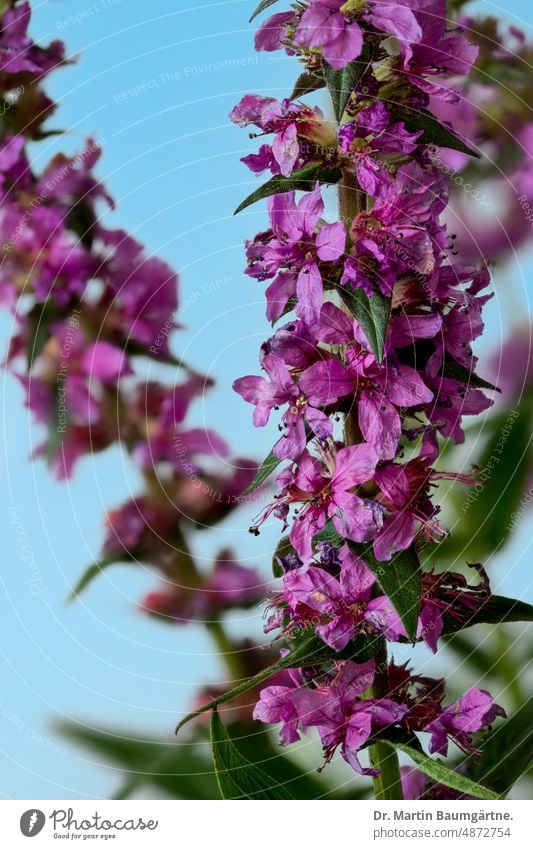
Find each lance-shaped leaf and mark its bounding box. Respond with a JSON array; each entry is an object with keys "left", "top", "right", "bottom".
[
  {"left": 322, "top": 44, "right": 373, "bottom": 120},
  {"left": 176, "top": 633, "right": 377, "bottom": 733},
  {"left": 57, "top": 721, "right": 219, "bottom": 800},
  {"left": 381, "top": 740, "right": 501, "bottom": 800},
  {"left": 250, "top": 0, "right": 281, "bottom": 23},
  {"left": 442, "top": 595, "right": 533, "bottom": 635},
  {"left": 441, "top": 356, "right": 499, "bottom": 393},
  {"left": 272, "top": 535, "right": 295, "bottom": 578},
  {"left": 211, "top": 710, "right": 294, "bottom": 799},
  {"left": 235, "top": 163, "right": 342, "bottom": 214},
  {"left": 339, "top": 284, "right": 390, "bottom": 364},
  {"left": 242, "top": 449, "right": 282, "bottom": 496},
  {"left": 390, "top": 106, "right": 480, "bottom": 158},
  {"left": 291, "top": 71, "right": 325, "bottom": 100},
  {"left": 67, "top": 553, "right": 129, "bottom": 601},
  {"left": 469, "top": 698, "right": 533, "bottom": 795},
  {"left": 352, "top": 543, "right": 422, "bottom": 642}
]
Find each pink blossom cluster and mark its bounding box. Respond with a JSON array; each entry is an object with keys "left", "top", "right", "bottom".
[
  {"left": 231, "top": 0, "right": 507, "bottom": 782},
  {"left": 0, "top": 1, "right": 265, "bottom": 647}
]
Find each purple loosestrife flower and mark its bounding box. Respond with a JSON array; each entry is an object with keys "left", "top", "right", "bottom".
[
  {"left": 245, "top": 184, "right": 345, "bottom": 322},
  {"left": 338, "top": 102, "right": 423, "bottom": 197},
  {"left": 425, "top": 687, "right": 505, "bottom": 756},
  {"left": 233, "top": 352, "right": 353, "bottom": 460},
  {"left": 130, "top": 379, "right": 229, "bottom": 470},
  {"left": 230, "top": 95, "right": 336, "bottom": 177},
  {"left": 256, "top": 659, "right": 407, "bottom": 773},
  {"left": 314, "top": 302, "right": 434, "bottom": 459},
  {"left": 418, "top": 564, "right": 491, "bottom": 652},
  {"left": 293, "top": 0, "right": 421, "bottom": 71},
  {"left": 343, "top": 162, "right": 447, "bottom": 296},
  {"left": 253, "top": 441, "right": 379, "bottom": 562},
  {"left": 425, "top": 375, "right": 492, "bottom": 444},
  {"left": 0, "top": 1, "right": 65, "bottom": 74},
  {"left": 97, "top": 229, "right": 180, "bottom": 353},
  {"left": 143, "top": 549, "right": 266, "bottom": 623},
  {"left": 388, "top": 663, "right": 505, "bottom": 754},
  {"left": 399, "top": 0, "right": 479, "bottom": 99},
  {"left": 373, "top": 456, "right": 478, "bottom": 560},
  {"left": 278, "top": 544, "right": 406, "bottom": 649}
]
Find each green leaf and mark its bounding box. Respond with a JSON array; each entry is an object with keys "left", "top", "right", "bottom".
[
  {"left": 235, "top": 163, "right": 342, "bottom": 215},
  {"left": 442, "top": 595, "right": 533, "bottom": 635},
  {"left": 451, "top": 402, "right": 533, "bottom": 559},
  {"left": 25, "top": 300, "right": 61, "bottom": 369},
  {"left": 272, "top": 535, "right": 294, "bottom": 578},
  {"left": 390, "top": 106, "right": 480, "bottom": 158},
  {"left": 322, "top": 44, "right": 373, "bottom": 120},
  {"left": 249, "top": 0, "right": 281, "bottom": 23},
  {"left": 68, "top": 554, "right": 122, "bottom": 601},
  {"left": 176, "top": 633, "right": 377, "bottom": 733},
  {"left": 57, "top": 722, "right": 219, "bottom": 800},
  {"left": 441, "top": 356, "right": 499, "bottom": 392},
  {"left": 291, "top": 71, "right": 325, "bottom": 100},
  {"left": 313, "top": 521, "right": 344, "bottom": 548},
  {"left": 382, "top": 740, "right": 501, "bottom": 800},
  {"left": 339, "top": 284, "right": 390, "bottom": 364},
  {"left": 242, "top": 449, "right": 282, "bottom": 496},
  {"left": 211, "top": 710, "right": 294, "bottom": 799},
  {"left": 470, "top": 698, "right": 533, "bottom": 794},
  {"left": 356, "top": 545, "right": 422, "bottom": 642}
]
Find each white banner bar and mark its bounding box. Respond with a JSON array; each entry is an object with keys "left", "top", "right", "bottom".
[{"left": 2, "top": 800, "right": 532, "bottom": 848}]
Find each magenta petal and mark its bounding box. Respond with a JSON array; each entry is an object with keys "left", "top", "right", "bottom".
[
  {"left": 358, "top": 394, "right": 401, "bottom": 461},
  {"left": 304, "top": 405, "right": 333, "bottom": 440},
  {"left": 340, "top": 546, "right": 375, "bottom": 603},
  {"left": 316, "top": 221, "right": 346, "bottom": 261},
  {"left": 284, "top": 566, "right": 342, "bottom": 613},
  {"left": 366, "top": 4, "right": 422, "bottom": 43},
  {"left": 81, "top": 342, "right": 129, "bottom": 381},
  {"left": 332, "top": 443, "right": 378, "bottom": 490},
  {"left": 317, "top": 614, "right": 354, "bottom": 650},
  {"left": 386, "top": 364, "right": 433, "bottom": 407},
  {"left": 373, "top": 511, "right": 417, "bottom": 561},
  {"left": 265, "top": 272, "right": 297, "bottom": 322},
  {"left": 299, "top": 358, "right": 353, "bottom": 406},
  {"left": 298, "top": 184, "right": 324, "bottom": 235},
  {"left": 323, "top": 22, "right": 363, "bottom": 70},
  {"left": 254, "top": 11, "right": 295, "bottom": 52},
  {"left": 365, "top": 596, "right": 407, "bottom": 641},
  {"left": 274, "top": 414, "right": 307, "bottom": 459},
  {"left": 272, "top": 124, "right": 299, "bottom": 176},
  {"left": 296, "top": 262, "right": 323, "bottom": 324}
]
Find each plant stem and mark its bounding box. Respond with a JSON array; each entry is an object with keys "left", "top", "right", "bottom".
[
  {"left": 339, "top": 165, "right": 404, "bottom": 801},
  {"left": 367, "top": 639, "right": 404, "bottom": 799},
  {"left": 205, "top": 619, "right": 245, "bottom": 682}
]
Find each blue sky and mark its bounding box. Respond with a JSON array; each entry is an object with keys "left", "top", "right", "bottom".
[{"left": 0, "top": 0, "right": 532, "bottom": 799}]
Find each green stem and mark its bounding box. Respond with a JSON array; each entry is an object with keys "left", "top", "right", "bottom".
[
  {"left": 205, "top": 619, "right": 245, "bottom": 682},
  {"left": 338, "top": 162, "right": 404, "bottom": 801},
  {"left": 367, "top": 640, "right": 404, "bottom": 799}
]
